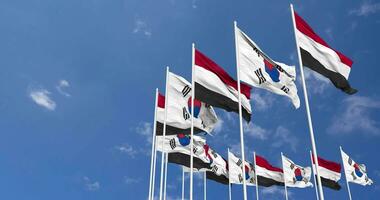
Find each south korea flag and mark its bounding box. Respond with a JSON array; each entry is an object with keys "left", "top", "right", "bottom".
[{"left": 341, "top": 148, "right": 373, "bottom": 186}]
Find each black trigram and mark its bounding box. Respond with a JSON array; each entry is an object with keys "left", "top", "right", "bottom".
[
  {"left": 254, "top": 68, "right": 266, "bottom": 84},
  {"left": 169, "top": 138, "right": 176, "bottom": 150},
  {"left": 236, "top": 159, "right": 242, "bottom": 167},
  {"left": 193, "top": 146, "right": 197, "bottom": 154},
  {"left": 183, "top": 107, "right": 190, "bottom": 120},
  {"left": 281, "top": 85, "right": 290, "bottom": 94},
  {"left": 238, "top": 174, "right": 243, "bottom": 183},
  {"left": 210, "top": 150, "right": 218, "bottom": 158},
  {"left": 182, "top": 85, "right": 191, "bottom": 97},
  {"left": 212, "top": 165, "right": 218, "bottom": 173}
]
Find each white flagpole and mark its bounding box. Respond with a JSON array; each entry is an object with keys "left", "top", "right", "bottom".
[
  {"left": 159, "top": 67, "right": 170, "bottom": 200},
  {"left": 228, "top": 148, "right": 232, "bottom": 200},
  {"left": 234, "top": 20, "right": 248, "bottom": 200},
  {"left": 182, "top": 168, "right": 185, "bottom": 200},
  {"left": 340, "top": 146, "right": 353, "bottom": 200},
  {"left": 152, "top": 138, "right": 158, "bottom": 200},
  {"left": 310, "top": 150, "right": 320, "bottom": 200},
  {"left": 281, "top": 153, "right": 289, "bottom": 200},
  {"left": 204, "top": 171, "right": 207, "bottom": 200},
  {"left": 289, "top": 4, "right": 325, "bottom": 200},
  {"left": 190, "top": 43, "right": 195, "bottom": 200},
  {"left": 163, "top": 153, "right": 168, "bottom": 200},
  {"left": 148, "top": 88, "right": 159, "bottom": 200},
  {"left": 253, "top": 151, "right": 259, "bottom": 200}
]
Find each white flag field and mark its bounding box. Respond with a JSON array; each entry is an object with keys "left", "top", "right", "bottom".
[
  {"left": 341, "top": 149, "right": 373, "bottom": 186},
  {"left": 235, "top": 27, "right": 300, "bottom": 108},
  {"left": 282, "top": 155, "right": 313, "bottom": 188}
]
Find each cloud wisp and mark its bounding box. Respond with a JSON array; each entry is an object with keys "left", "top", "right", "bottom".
[
  {"left": 132, "top": 19, "right": 152, "bottom": 38},
  {"left": 29, "top": 88, "right": 56, "bottom": 111},
  {"left": 56, "top": 79, "right": 71, "bottom": 97},
  {"left": 349, "top": 1, "right": 380, "bottom": 16},
  {"left": 328, "top": 96, "right": 380, "bottom": 135},
  {"left": 83, "top": 176, "right": 100, "bottom": 191}
]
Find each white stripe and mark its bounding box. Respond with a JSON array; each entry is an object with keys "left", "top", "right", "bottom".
[
  {"left": 313, "top": 164, "right": 341, "bottom": 182},
  {"left": 256, "top": 165, "right": 284, "bottom": 183},
  {"left": 195, "top": 65, "right": 251, "bottom": 113},
  {"left": 296, "top": 30, "right": 351, "bottom": 79}
]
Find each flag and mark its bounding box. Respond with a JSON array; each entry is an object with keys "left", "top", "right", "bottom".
[
  {"left": 312, "top": 156, "right": 342, "bottom": 190},
  {"left": 168, "top": 152, "right": 211, "bottom": 171},
  {"left": 282, "top": 155, "right": 313, "bottom": 188},
  {"left": 255, "top": 154, "right": 284, "bottom": 187},
  {"left": 341, "top": 148, "right": 373, "bottom": 186},
  {"left": 228, "top": 151, "right": 256, "bottom": 185},
  {"left": 236, "top": 27, "right": 300, "bottom": 108},
  {"left": 294, "top": 11, "right": 357, "bottom": 94},
  {"left": 156, "top": 72, "right": 218, "bottom": 135},
  {"left": 194, "top": 49, "right": 252, "bottom": 122}
]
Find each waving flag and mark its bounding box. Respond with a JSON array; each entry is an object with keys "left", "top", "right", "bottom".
[
  {"left": 294, "top": 11, "right": 357, "bottom": 94},
  {"left": 282, "top": 154, "right": 313, "bottom": 188},
  {"left": 312, "top": 155, "right": 342, "bottom": 190},
  {"left": 255, "top": 154, "right": 284, "bottom": 187},
  {"left": 236, "top": 27, "right": 300, "bottom": 108},
  {"left": 156, "top": 72, "right": 218, "bottom": 135},
  {"left": 228, "top": 151, "right": 256, "bottom": 185},
  {"left": 341, "top": 148, "right": 373, "bottom": 186},
  {"left": 194, "top": 49, "right": 252, "bottom": 122}
]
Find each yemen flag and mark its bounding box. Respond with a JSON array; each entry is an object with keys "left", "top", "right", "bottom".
[
  {"left": 294, "top": 11, "right": 357, "bottom": 94},
  {"left": 255, "top": 155, "right": 284, "bottom": 187},
  {"left": 194, "top": 49, "right": 252, "bottom": 122},
  {"left": 313, "top": 156, "right": 342, "bottom": 190}
]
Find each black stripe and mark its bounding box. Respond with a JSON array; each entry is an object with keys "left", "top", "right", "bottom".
[
  {"left": 168, "top": 152, "right": 211, "bottom": 170},
  {"left": 206, "top": 171, "right": 229, "bottom": 185},
  {"left": 195, "top": 82, "right": 251, "bottom": 122},
  {"left": 315, "top": 176, "right": 341, "bottom": 190},
  {"left": 300, "top": 48, "right": 357, "bottom": 95},
  {"left": 257, "top": 176, "right": 284, "bottom": 187},
  {"left": 155, "top": 122, "right": 204, "bottom": 136}
]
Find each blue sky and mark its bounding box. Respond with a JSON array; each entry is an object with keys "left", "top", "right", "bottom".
[{"left": 0, "top": 0, "right": 379, "bottom": 199}]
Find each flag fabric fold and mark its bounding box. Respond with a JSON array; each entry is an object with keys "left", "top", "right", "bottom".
[
  {"left": 341, "top": 149, "right": 373, "bottom": 186},
  {"left": 194, "top": 49, "right": 252, "bottom": 122},
  {"left": 294, "top": 11, "right": 357, "bottom": 94},
  {"left": 282, "top": 155, "right": 313, "bottom": 188},
  {"left": 156, "top": 72, "right": 218, "bottom": 135},
  {"left": 312, "top": 156, "right": 342, "bottom": 190},
  {"left": 228, "top": 151, "right": 256, "bottom": 185},
  {"left": 236, "top": 27, "right": 300, "bottom": 108},
  {"left": 255, "top": 154, "right": 284, "bottom": 187}
]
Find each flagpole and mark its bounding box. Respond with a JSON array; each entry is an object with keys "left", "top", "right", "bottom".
[
  {"left": 159, "top": 66, "right": 170, "bottom": 200},
  {"left": 340, "top": 146, "right": 353, "bottom": 200},
  {"left": 290, "top": 4, "right": 325, "bottom": 200},
  {"left": 204, "top": 171, "right": 207, "bottom": 200},
  {"left": 310, "top": 150, "right": 320, "bottom": 200},
  {"left": 152, "top": 137, "right": 158, "bottom": 200},
  {"left": 148, "top": 88, "right": 159, "bottom": 200},
  {"left": 163, "top": 153, "right": 168, "bottom": 200},
  {"left": 234, "top": 20, "right": 248, "bottom": 200},
  {"left": 253, "top": 151, "right": 259, "bottom": 200},
  {"left": 281, "top": 152, "right": 289, "bottom": 200},
  {"left": 190, "top": 42, "right": 195, "bottom": 200},
  {"left": 182, "top": 168, "right": 185, "bottom": 200},
  {"left": 228, "top": 148, "right": 232, "bottom": 200}
]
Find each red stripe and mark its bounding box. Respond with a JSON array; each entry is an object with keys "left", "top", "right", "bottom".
[
  {"left": 312, "top": 155, "right": 341, "bottom": 173},
  {"left": 158, "top": 93, "right": 165, "bottom": 108},
  {"left": 195, "top": 49, "right": 251, "bottom": 99},
  {"left": 255, "top": 155, "right": 283, "bottom": 173},
  {"left": 294, "top": 11, "right": 353, "bottom": 67}
]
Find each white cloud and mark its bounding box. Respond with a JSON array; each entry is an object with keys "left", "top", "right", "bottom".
[
  {"left": 115, "top": 144, "right": 138, "bottom": 158},
  {"left": 191, "top": 0, "right": 198, "bottom": 8},
  {"left": 83, "top": 176, "right": 100, "bottom": 191},
  {"left": 350, "top": 1, "right": 380, "bottom": 16},
  {"left": 271, "top": 126, "right": 298, "bottom": 152},
  {"left": 212, "top": 118, "right": 224, "bottom": 135},
  {"left": 251, "top": 92, "right": 275, "bottom": 111},
  {"left": 261, "top": 186, "right": 292, "bottom": 197},
  {"left": 328, "top": 96, "right": 380, "bottom": 135},
  {"left": 325, "top": 27, "right": 333, "bottom": 40},
  {"left": 302, "top": 67, "right": 330, "bottom": 94},
  {"left": 133, "top": 19, "right": 152, "bottom": 37},
  {"left": 244, "top": 123, "right": 268, "bottom": 140},
  {"left": 124, "top": 177, "right": 141, "bottom": 184},
  {"left": 29, "top": 88, "right": 56, "bottom": 111},
  {"left": 136, "top": 122, "right": 153, "bottom": 143},
  {"left": 56, "top": 79, "right": 71, "bottom": 97}
]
